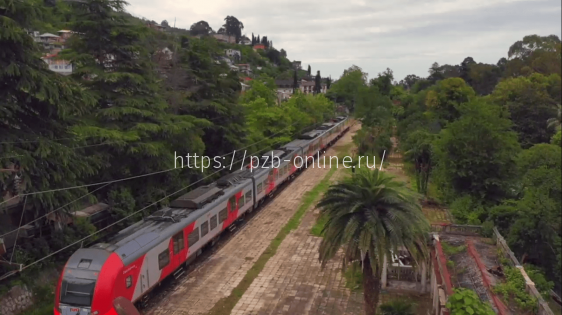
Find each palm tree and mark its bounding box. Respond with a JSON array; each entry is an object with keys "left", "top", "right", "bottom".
[
  {"left": 317, "top": 168, "right": 429, "bottom": 315},
  {"left": 547, "top": 103, "right": 561, "bottom": 132}
]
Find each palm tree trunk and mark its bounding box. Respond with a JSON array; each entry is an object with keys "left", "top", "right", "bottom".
[{"left": 362, "top": 255, "right": 381, "bottom": 315}]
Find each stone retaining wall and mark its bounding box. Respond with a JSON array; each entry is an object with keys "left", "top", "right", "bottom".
[{"left": 0, "top": 285, "right": 33, "bottom": 315}]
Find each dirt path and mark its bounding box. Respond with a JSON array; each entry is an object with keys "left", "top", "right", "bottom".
[
  {"left": 382, "top": 137, "right": 451, "bottom": 224},
  {"left": 144, "top": 125, "right": 361, "bottom": 315}
]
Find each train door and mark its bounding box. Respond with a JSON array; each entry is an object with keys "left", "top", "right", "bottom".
[
  {"left": 139, "top": 268, "right": 149, "bottom": 294},
  {"left": 171, "top": 231, "right": 185, "bottom": 270}
]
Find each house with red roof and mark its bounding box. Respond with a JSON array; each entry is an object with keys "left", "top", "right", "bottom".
[{"left": 41, "top": 53, "right": 73, "bottom": 75}]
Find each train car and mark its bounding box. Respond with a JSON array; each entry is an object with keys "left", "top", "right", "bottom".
[
  {"left": 54, "top": 116, "right": 350, "bottom": 315},
  {"left": 249, "top": 148, "right": 296, "bottom": 205}
]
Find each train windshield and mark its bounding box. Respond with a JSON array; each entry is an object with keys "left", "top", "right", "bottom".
[{"left": 60, "top": 279, "right": 96, "bottom": 306}]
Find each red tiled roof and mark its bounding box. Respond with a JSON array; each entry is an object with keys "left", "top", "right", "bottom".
[{"left": 42, "top": 53, "right": 58, "bottom": 59}]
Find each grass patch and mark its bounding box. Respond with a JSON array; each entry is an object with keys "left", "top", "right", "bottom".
[
  {"left": 344, "top": 261, "right": 363, "bottom": 292},
  {"left": 205, "top": 162, "right": 339, "bottom": 315},
  {"left": 441, "top": 242, "right": 467, "bottom": 256},
  {"left": 310, "top": 214, "right": 328, "bottom": 237}
]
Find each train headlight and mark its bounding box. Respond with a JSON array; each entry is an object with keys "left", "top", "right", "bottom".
[{"left": 92, "top": 311, "right": 99, "bottom": 315}]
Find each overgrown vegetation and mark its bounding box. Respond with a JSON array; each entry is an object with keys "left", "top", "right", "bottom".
[
  {"left": 446, "top": 288, "right": 496, "bottom": 315},
  {"left": 493, "top": 266, "right": 538, "bottom": 312},
  {"left": 394, "top": 34, "right": 561, "bottom": 295},
  {"left": 379, "top": 299, "right": 416, "bottom": 315},
  {"left": 0, "top": 0, "right": 340, "bottom": 306}
]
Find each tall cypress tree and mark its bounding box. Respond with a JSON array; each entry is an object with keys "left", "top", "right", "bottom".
[
  {"left": 293, "top": 69, "right": 299, "bottom": 94},
  {"left": 257, "top": 35, "right": 260, "bottom": 44},
  {"left": 307, "top": 64, "right": 311, "bottom": 76},
  {"left": 62, "top": 0, "right": 207, "bottom": 210},
  {"left": 314, "top": 70, "right": 321, "bottom": 94}
]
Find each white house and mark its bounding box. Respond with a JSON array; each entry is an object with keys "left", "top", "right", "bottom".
[
  {"left": 42, "top": 53, "right": 73, "bottom": 75},
  {"left": 236, "top": 64, "right": 251, "bottom": 76},
  {"left": 241, "top": 82, "right": 251, "bottom": 92},
  {"left": 225, "top": 49, "right": 241, "bottom": 58}
]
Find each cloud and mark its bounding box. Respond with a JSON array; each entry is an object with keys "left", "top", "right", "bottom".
[{"left": 125, "top": 0, "right": 561, "bottom": 80}]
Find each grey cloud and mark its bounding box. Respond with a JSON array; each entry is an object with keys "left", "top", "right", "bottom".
[{"left": 126, "top": 0, "right": 561, "bottom": 80}]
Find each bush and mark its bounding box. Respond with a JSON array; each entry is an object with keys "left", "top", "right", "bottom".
[
  {"left": 446, "top": 288, "right": 496, "bottom": 315},
  {"left": 481, "top": 220, "right": 494, "bottom": 237},
  {"left": 379, "top": 299, "right": 416, "bottom": 315}
]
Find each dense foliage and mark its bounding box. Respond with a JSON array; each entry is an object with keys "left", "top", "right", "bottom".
[
  {"left": 0, "top": 0, "right": 338, "bottom": 280},
  {"left": 394, "top": 35, "right": 562, "bottom": 295}
]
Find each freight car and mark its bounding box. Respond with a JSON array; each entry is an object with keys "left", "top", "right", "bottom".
[{"left": 54, "top": 116, "right": 350, "bottom": 315}]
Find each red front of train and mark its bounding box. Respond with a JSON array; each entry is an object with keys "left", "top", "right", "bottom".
[{"left": 54, "top": 248, "right": 126, "bottom": 315}]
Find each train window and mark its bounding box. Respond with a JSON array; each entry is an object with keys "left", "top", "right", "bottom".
[
  {"left": 257, "top": 183, "right": 263, "bottom": 193},
  {"left": 245, "top": 191, "right": 252, "bottom": 203},
  {"left": 262, "top": 180, "right": 267, "bottom": 188},
  {"left": 239, "top": 195, "right": 245, "bottom": 207},
  {"left": 268, "top": 170, "right": 274, "bottom": 177},
  {"left": 158, "top": 250, "right": 170, "bottom": 270},
  {"left": 201, "top": 221, "right": 209, "bottom": 237},
  {"left": 275, "top": 170, "right": 279, "bottom": 180},
  {"left": 188, "top": 227, "right": 199, "bottom": 247},
  {"left": 229, "top": 196, "right": 236, "bottom": 210},
  {"left": 219, "top": 208, "right": 227, "bottom": 223},
  {"left": 210, "top": 214, "right": 218, "bottom": 230},
  {"left": 172, "top": 231, "right": 184, "bottom": 254},
  {"left": 126, "top": 276, "right": 132, "bottom": 288}
]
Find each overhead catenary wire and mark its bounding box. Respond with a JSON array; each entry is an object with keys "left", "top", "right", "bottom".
[
  {"left": 1, "top": 142, "right": 285, "bottom": 277},
  {"left": 0, "top": 118, "right": 313, "bottom": 207},
  {"left": 0, "top": 183, "right": 111, "bottom": 239}
]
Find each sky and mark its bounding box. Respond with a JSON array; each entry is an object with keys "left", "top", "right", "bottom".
[{"left": 125, "top": 0, "right": 561, "bottom": 81}]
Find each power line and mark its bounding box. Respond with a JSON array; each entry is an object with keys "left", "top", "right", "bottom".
[
  {"left": 1, "top": 144, "right": 281, "bottom": 277},
  {"left": 0, "top": 119, "right": 310, "bottom": 206},
  {"left": 1, "top": 142, "right": 115, "bottom": 160},
  {"left": 0, "top": 183, "right": 110, "bottom": 239}
]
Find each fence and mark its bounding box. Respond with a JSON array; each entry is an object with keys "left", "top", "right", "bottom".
[
  {"left": 430, "top": 224, "right": 482, "bottom": 236},
  {"left": 387, "top": 265, "right": 418, "bottom": 282},
  {"left": 493, "top": 227, "right": 555, "bottom": 315}
]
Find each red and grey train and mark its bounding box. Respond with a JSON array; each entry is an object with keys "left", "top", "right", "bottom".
[{"left": 54, "top": 116, "right": 351, "bottom": 315}]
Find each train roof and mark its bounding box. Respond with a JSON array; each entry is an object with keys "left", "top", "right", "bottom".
[
  {"left": 89, "top": 170, "right": 255, "bottom": 265},
  {"left": 282, "top": 139, "right": 312, "bottom": 149},
  {"left": 298, "top": 130, "right": 324, "bottom": 140}
]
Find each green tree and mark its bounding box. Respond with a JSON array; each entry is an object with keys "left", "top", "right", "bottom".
[
  {"left": 316, "top": 169, "right": 429, "bottom": 315},
  {"left": 433, "top": 99, "right": 521, "bottom": 205},
  {"left": 314, "top": 70, "right": 321, "bottom": 94},
  {"left": 490, "top": 73, "right": 558, "bottom": 148},
  {"left": 547, "top": 103, "right": 562, "bottom": 132},
  {"left": 223, "top": 15, "right": 243, "bottom": 43},
  {"left": 307, "top": 64, "right": 311, "bottom": 76},
  {"left": 425, "top": 77, "right": 476, "bottom": 126},
  {"left": 403, "top": 130, "right": 435, "bottom": 196},
  {"left": 62, "top": 0, "right": 207, "bottom": 214},
  {"left": 327, "top": 65, "right": 368, "bottom": 110},
  {"left": 0, "top": 0, "right": 100, "bottom": 215},
  {"left": 293, "top": 68, "right": 298, "bottom": 93},
  {"left": 189, "top": 20, "right": 213, "bottom": 36},
  {"left": 370, "top": 68, "right": 394, "bottom": 97}
]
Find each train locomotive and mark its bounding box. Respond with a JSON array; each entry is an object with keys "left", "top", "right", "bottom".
[{"left": 54, "top": 116, "right": 350, "bottom": 315}]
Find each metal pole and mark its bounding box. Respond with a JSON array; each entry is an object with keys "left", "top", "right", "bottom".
[{"left": 9, "top": 195, "right": 28, "bottom": 263}]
